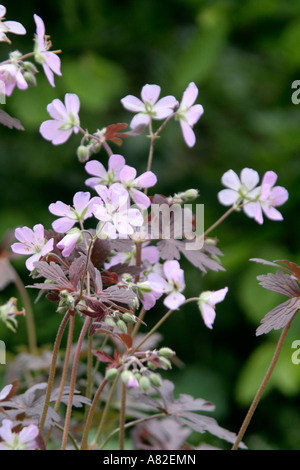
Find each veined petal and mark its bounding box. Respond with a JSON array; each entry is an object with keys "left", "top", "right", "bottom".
[
  {"left": 119, "top": 165, "right": 137, "bottom": 183},
  {"left": 93, "top": 204, "right": 111, "bottom": 222},
  {"left": 65, "top": 93, "right": 80, "bottom": 116},
  {"left": 200, "top": 303, "right": 216, "bottom": 329},
  {"left": 85, "top": 160, "right": 107, "bottom": 178},
  {"left": 44, "top": 51, "right": 61, "bottom": 75},
  {"left": 3, "top": 20, "right": 26, "bottom": 35},
  {"left": 126, "top": 207, "right": 144, "bottom": 226},
  {"left": 262, "top": 205, "right": 283, "bottom": 221},
  {"left": 208, "top": 287, "right": 228, "bottom": 306},
  {"left": 185, "top": 104, "right": 204, "bottom": 126},
  {"left": 14, "top": 226, "right": 34, "bottom": 244},
  {"left": 217, "top": 189, "right": 239, "bottom": 206},
  {"left": 121, "top": 95, "right": 144, "bottom": 112},
  {"left": 141, "top": 84, "right": 161, "bottom": 105},
  {"left": 154, "top": 95, "right": 178, "bottom": 111},
  {"left": 42, "top": 63, "right": 55, "bottom": 87},
  {"left": 261, "top": 171, "right": 277, "bottom": 188},
  {"left": 142, "top": 246, "right": 160, "bottom": 264},
  {"left": 270, "top": 186, "right": 289, "bottom": 206},
  {"left": 180, "top": 120, "right": 196, "bottom": 147},
  {"left": 11, "top": 242, "right": 35, "bottom": 255},
  {"left": 180, "top": 82, "right": 198, "bottom": 108},
  {"left": 130, "top": 113, "right": 150, "bottom": 130},
  {"left": 49, "top": 201, "right": 72, "bottom": 217},
  {"left": 164, "top": 292, "right": 185, "bottom": 310},
  {"left": 46, "top": 99, "right": 67, "bottom": 120},
  {"left": 73, "top": 191, "right": 91, "bottom": 214},
  {"left": 108, "top": 154, "right": 126, "bottom": 174},
  {"left": 130, "top": 188, "right": 150, "bottom": 209},
  {"left": 240, "top": 168, "right": 259, "bottom": 190},
  {"left": 41, "top": 238, "right": 54, "bottom": 256},
  {"left": 52, "top": 217, "right": 75, "bottom": 233},
  {"left": 221, "top": 169, "right": 241, "bottom": 190},
  {"left": 148, "top": 273, "right": 170, "bottom": 294},
  {"left": 26, "top": 253, "right": 41, "bottom": 271},
  {"left": 153, "top": 107, "right": 174, "bottom": 120}
]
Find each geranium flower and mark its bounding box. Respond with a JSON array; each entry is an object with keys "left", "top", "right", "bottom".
[
  {"left": 85, "top": 154, "right": 126, "bottom": 188},
  {"left": 0, "top": 5, "right": 26, "bottom": 43},
  {"left": 49, "top": 191, "right": 99, "bottom": 233},
  {"left": 0, "top": 419, "right": 39, "bottom": 450},
  {"left": 39, "top": 93, "right": 80, "bottom": 145},
  {"left": 93, "top": 183, "right": 144, "bottom": 238},
  {"left": 11, "top": 224, "right": 54, "bottom": 271},
  {"left": 121, "top": 84, "right": 178, "bottom": 129},
  {"left": 218, "top": 168, "right": 260, "bottom": 207},
  {"left": 56, "top": 229, "right": 82, "bottom": 258},
  {"left": 244, "top": 171, "right": 289, "bottom": 225},
  {"left": 198, "top": 287, "right": 228, "bottom": 329},
  {"left": 0, "top": 62, "right": 28, "bottom": 96},
  {"left": 33, "top": 14, "right": 61, "bottom": 87},
  {"left": 175, "top": 82, "right": 204, "bottom": 147},
  {"left": 119, "top": 165, "right": 157, "bottom": 209},
  {"left": 148, "top": 260, "right": 185, "bottom": 310}
]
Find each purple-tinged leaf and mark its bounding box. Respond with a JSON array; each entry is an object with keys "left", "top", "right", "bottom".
[
  {"left": 256, "top": 297, "right": 300, "bottom": 336},
  {"left": 0, "top": 109, "right": 24, "bottom": 130},
  {"left": 257, "top": 271, "right": 300, "bottom": 298}
]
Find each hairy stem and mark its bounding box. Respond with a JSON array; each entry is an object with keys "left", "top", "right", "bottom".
[
  {"left": 39, "top": 311, "right": 70, "bottom": 433},
  {"left": 232, "top": 318, "right": 295, "bottom": 450},
  {"left": 61, "top": 316, "right": 90, "bottom": 450}
]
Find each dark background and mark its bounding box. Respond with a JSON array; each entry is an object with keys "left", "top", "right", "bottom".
[{"left": 1, "top": 0, "right": 300, "bottom": 449}]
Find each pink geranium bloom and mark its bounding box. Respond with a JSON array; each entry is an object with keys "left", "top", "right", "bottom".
[
  {"left": 244, "top": 171, "right": 289, "bottom": 225},
  {"left": 121, "top": 84, "right": 178, "bottom": 129},
  {"left": 93, "top": 183, "right": 144, "bottom": 238},
  {"left": 218, "top": 168, "right": 260, "bottom": 207},
  {"left": 85, "top": 154, "right": 126, "bottom": 188},
  {"left": 0, "top": 5, "right": 26, "bottom": 43},
  {"left": 33, "top": 14, "right": 61, "bottom": 87},
  {"left": 49, "top": 191, "right": 99, "bottom": 233},
  {"left": 39, "top": 93, "right": 80, "bottom": 145},
  {"left": 119, "top": 165, "right": 157, "bottom": 209},
  {"left": 56, "top": 229, "right": 81, "bottom": 257},
  {"left": 11, "top": 224, "right": 54, "bottom": 271},
  {"left": 0, "top": 62, "right": 28, "bottom": 96},
  {"left": 198, "top": 287, "right": 228, "bottom": 329},
  {"left": 148, "top": 260, "right": 185, "bottom": 310},
  {"left": 0, "top": 419, "right": 39, "bottom": 450},
  {"left": 176, "top": 82, "right": 204, "bottom": 147}
]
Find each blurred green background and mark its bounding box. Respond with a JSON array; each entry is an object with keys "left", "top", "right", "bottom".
[{"left": 1, "top": 0, "right": 300, "bottom": 450}]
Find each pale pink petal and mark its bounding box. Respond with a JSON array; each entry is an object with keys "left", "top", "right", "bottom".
[
  {"left": 14, "top": 226, "right": 34, "bottom": 244},
  {"left": 120, "top": 165, "right": 137, "bottom": 183},
  {"left": 11, "top": 242, "right": 34, "bottom": 255},
  {"left": 153, "top": 107, "right": 175, "bottom": 120},
  {"left": 134, "top": 171, "right": 157, "bottom": 188},
  {"left": 180, "top": 82, "right": 198, "bottom": 108},
  {"left": 4, "top": 21, "right": 26, "bottom": 35},
  {"left": 262, "top": 205, "right": 283, "bottom": 221},
  {"left": 49, "top": 201, "right": 72, "bottom": 217},
  {"left": 0, "top": 5, "right": 6, "bottom": 18},
  {"left": 52, "top": 217, "right": 75, "bottom": 233},
  {"left": 73, "top": 191, "right": 91, "bottom": 214},
  {"left": 44, "top": 51, "right": 61, "bottom": 75},
  {"left": 218, "top": 189, "right": 239, "bottom": 206},
  {"left": 42, "top": 63, "right": 55, "bottom": 87},
  {"left": 141, "top": 84, "right": 161, "bottom": 104},
  {"left": 240, "top": 168, "right": 259, "bottom": 190},
  {"left": 41, "top": 238, "right": 54, "bottom": 256},
  {"left": 185, "top": 104, "right": 204, "bottom": 126},
  {"left": 0, "top": 385, "right": 13, "bottom": 401},
  {"left": 102, "top": 222, "right": 117, "bottom": 239},
  {"left": 40, "top": 120, "right": 72, "bottom": 145},
  {"left": 142, "top": 246, "right": 160, "bottom": 264},
  {"left": 148, "top": 273, "right": 170, "bottom": 294},
  {"left": 130, "top": 113, "right": 150, "bottom": 129},
  {"left": 19, "top": 424, "right": 39, "bottom": 446},
  {"left": 243, "top": 201, "right": 258, "bottom": 218},
  {"left": 221, "top": 170, "right": 241, "bottom": 190},
  {"left": 163, "top": 260, "right": 182, "bottom": 283},
  {"left": 121, "top": 95, "right": 144, "bottom": 112},
  {"left": 270, "top": 187, "right": 289, "bottom": 206},
  {"left": 33, "top": 224, "right": 45, "bottom": 240},
  {"left": 33, "top": 14, "right": 45, "bottom": 43},
  {"left": 126, "top": 208, "right": 144, "bottom": 226},
  {"left": 208, "top": 287, "right": 228, "bottom": 306},
  {"left": 201, "top": 303, "right": 216, "bottom": 329},
  {"left": 164, "top": 291, "right": 185, "bottom": 310},
  {"left": 261, "top": 171, "right": 277, "bottom": 188},
  {"left": 57, "top": 232, "right": 80, "bottom": 257},
  {"left": 26, "top": 253, "right": 41, "bottom": 271},
  {"left": 180, "top": 120, "right": 196, "bottom": 147},
  {"left": 65, "top": 93, "right": 80, "bottom": 118},
  {"left": 93, "top": 205, "right": 111, "bottom": 222},
  {"left": 46, "top": 99, "right": 67, "bottom": 120},
  {"left": 129, "top": 188, "right": 150, "bottom": 209},
  {"left": 108, "top": 154, "right": 126, "bottom": 173},
  {"left": 85, "top": 160, "right": 107, "bottom": 178}
]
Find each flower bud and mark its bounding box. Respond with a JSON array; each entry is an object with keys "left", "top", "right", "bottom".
[
  {"left": 147, "top": 361, "right": 157, "bottom": 371},
  {"left": 23, "top": 61, "right": 38, "bottom": 73},
  {"left": 159, "top": 347, "right": 175, "bottom": 358},
  {"left": 117, "top": 319, "right": 127, "bottom": 333},
  {"left": 105, "top": 367, "right": 119, "bottom": 381},
  {"left": 159, "top": 357, "right": 172, "bottom": 370},
  {"left": 139, "top": 376, "right": 150, "bottom": 391},
  {"left": 137, "top": 281, "right": 152, "bottom": 293},
  {"left": 122, "top": 313, "right": 136, "bottom": 323},
  {"left": 77, "top": 145, "right": 90, "bottom": 163},
  {"left": 121, "top": 370, "right": 133, "bottom": 385},
  {"left": 149, "top": 373, "right": 162, "bottom": 387},
  {"left": 23, "top": 72, "right": 37, "bottom": 87},
  {"left": 105, "top": 316, "right": 116, "bottom": 327}
]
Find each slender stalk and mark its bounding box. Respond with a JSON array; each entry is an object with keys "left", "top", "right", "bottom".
[
  {"left": 80, "top": 377, "right": 109, "bottom": 450},
  {"left": 61, "top": 316, "right": 90, "bottom": 450},
  {"left": 119, "top": 383, "right": 127, "bottom": 450},
  {"left": 88, "top": 371, "right": 121, "bottom": 449},
  {"left": 131, "top": 306, "right": 146, "bottom": 339},
  {"left": 12, "top": 268, "right": 37, "bottom": 355},
  {"left": 203, "top": 206, "right": 237, "bottom": 237},
  {"left": 145, "top": 119, "right": 155, "bottom": 175},
  {"left": 231, "top": 318, "right": 295, "bottom": 450},
  {"left": 44, "top": 313, "right": 75, "bottom": 446},
  {"left": 132, "top": 308, "right": 174, "bottom": 354},
  {"left": 39, "top": 311, "right": 70, "bottom": 433},
  {"left": 99, "top": 412, "right": 166, "bottom": 450},
  {"left": 84, "top": 321, "right": 94, "bottom": 420}
]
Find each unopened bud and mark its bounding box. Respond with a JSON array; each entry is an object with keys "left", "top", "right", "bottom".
[
  {"left": 105, "top": 367, "right": 118, "bottom": 381},
  {"left": 159, "top": 347, "right": 175, "bottom": 358},
  {"left": 90, "top": 142, "right": 101, "bottom": 154},
  {"left": 77, "top": 145, "right": 90, "bottom": 163},
  {"left": 105, "top": 316, "right": 116, "bottom": 327},
  {"left": 159, "top": 357, "right": 172, "bottom": 370},
  {"left": 149, "top": 373, "right": 162, "bottom": 387},
  {"left": 139, "top": 376, "right": 150, "bottom": 391},
  {"left": 23, "top": 72, "right": 37, "bottom": 87},
  {"left": 23, "top": 61, "right": 38, "bottom": 73},
  {"left": 117, "top": 319, "right": 127, "bottom": 333},
  {"left": 121, "top": 370, "right": 133, "bottom": 385},
  {"left": 137, "top": 281, "right": 152, "bottom": 293},
  {"left": 122, "top": 313, "right": 136, "bottom": 323}
]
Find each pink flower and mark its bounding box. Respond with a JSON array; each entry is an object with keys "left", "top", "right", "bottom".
[
  {"left": 198, "top": 287, "right": 228, "bottom": 329},
  {"left": 121, "top": 84, "right": 178, "bottom": 129},
  {"left": 176, "top": 82, "right": 204, "bottom": 147},
  {"left": 119, "top": 165, "right": 157, "bottom": 209},
  {"left": 93, "top": 183, "right": 144, "bottom": 238},
  {"left": 56, "top": 229, "right": 81, "bottom": 257},
  {"left": 243, "top": 171, "right": 289, "bottom": 225},
  {"left": 0, "top": 62, "right": 28, "bottom": 96},
  {"left": 49, "top": 191, "right": 99, "bottom": 233},
  {"left": 148, "top": 260, "right": 185, "bottom": 310},
  {"left": 0, "top": 419, "right": 39, "bottom": 450},
  {"left": 0, "top": 384, "right": 13, "bottom": 401},
  {"left": 39, "top": 93, "right": 80, "bottom": 145},
  {"left": 11, "top": 224, "right": 54, "bottom": 271},
  {"left": 0, "top": 5, "right": 26, "bottom": 43},
  {"left": 218, "top": 168, "right": 260, "bottom": 207},
  {"left": 85, "top": 154, "right": 126, "bottom": 188},
  {"left": 33, "top": 14, "right": 61, "bottom": 87}
]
